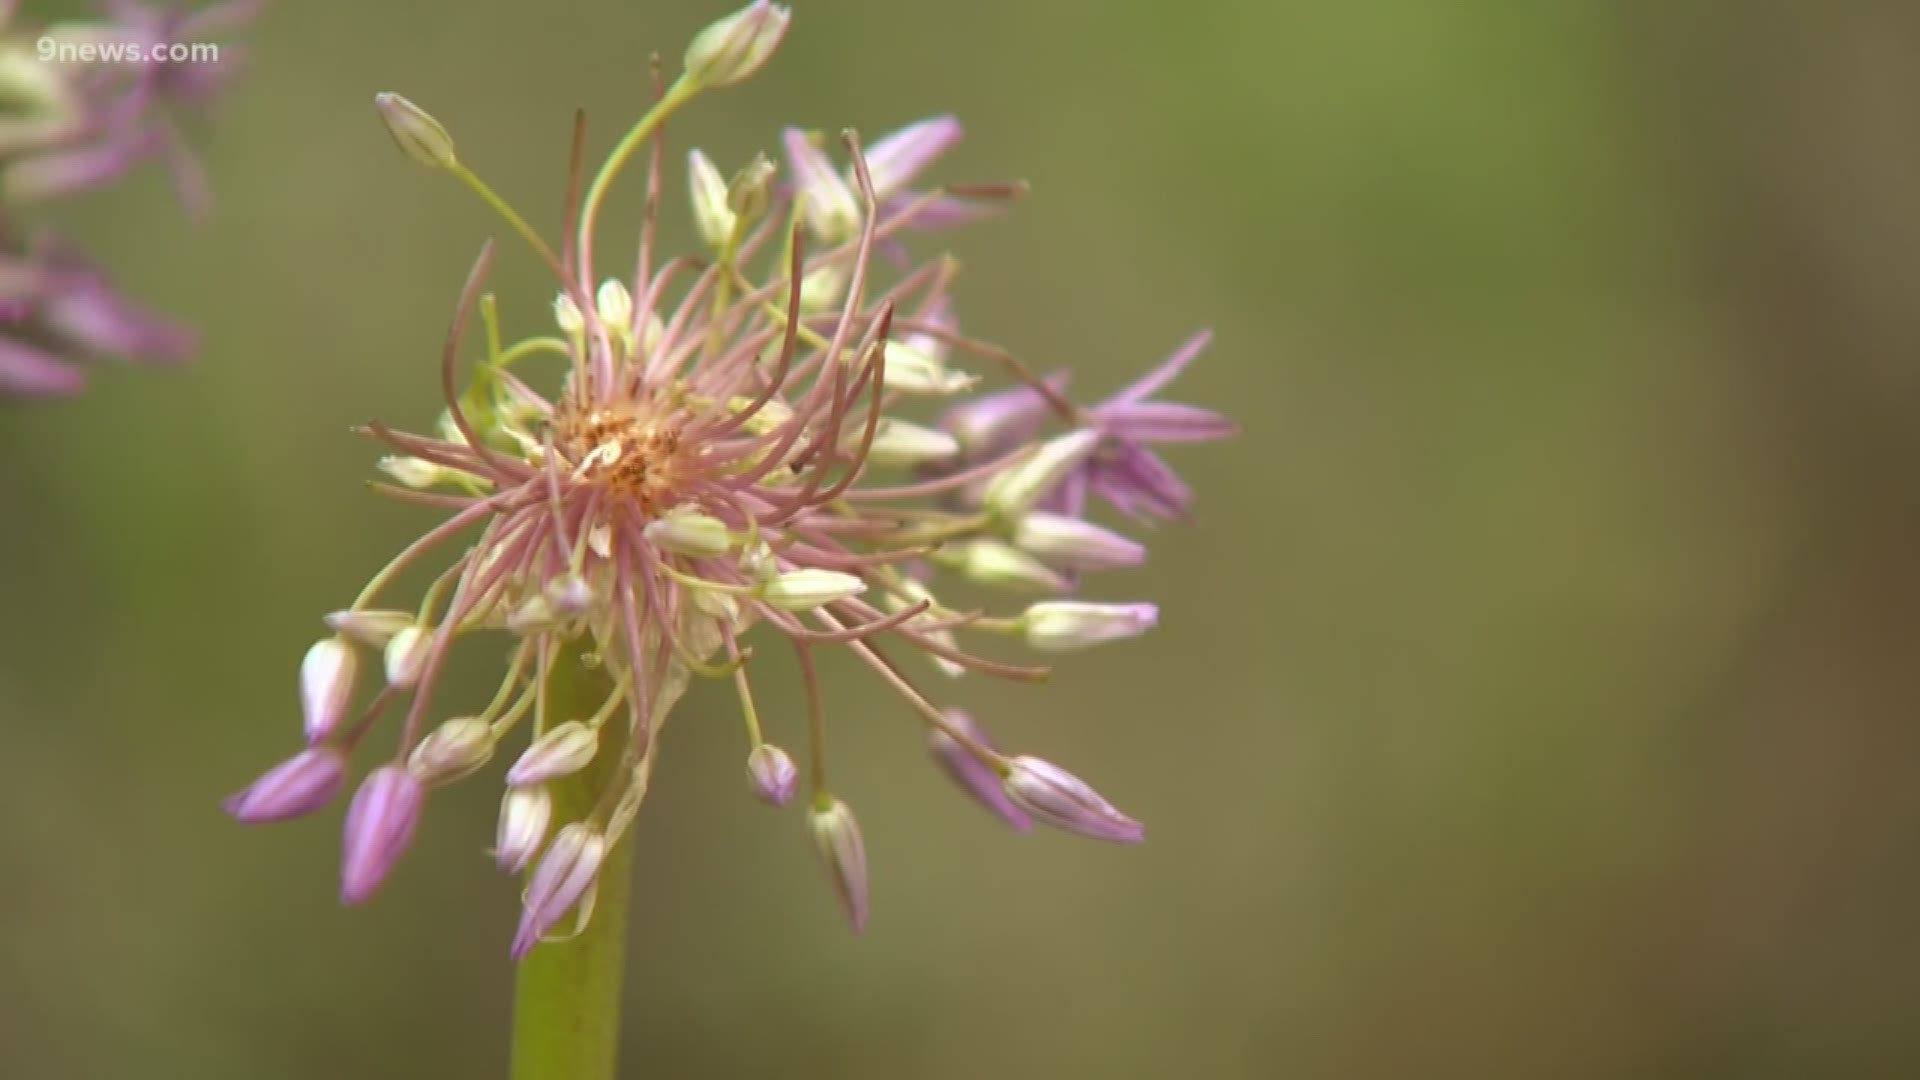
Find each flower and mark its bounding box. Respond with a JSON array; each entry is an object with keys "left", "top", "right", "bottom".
[
  {"left": 0, "top": 1, "right": 255, "bottom": 396},
  {"left": 225, "top": 5, "right": 1228, "bottom": 956}
]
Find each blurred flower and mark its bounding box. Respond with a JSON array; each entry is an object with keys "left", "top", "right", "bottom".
[
  {"left": 0, "top": 0, "right": 256, "bottom": 397},
  {"left": 226, "top": 5, "right": 1228, "bottom": 956}
]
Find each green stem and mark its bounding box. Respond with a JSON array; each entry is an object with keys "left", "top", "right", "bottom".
[{"left": 509, "top": 647, "right": 635, "bottom": 1080}]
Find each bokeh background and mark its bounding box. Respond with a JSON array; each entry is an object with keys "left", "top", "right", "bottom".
[{"left": 4, "top": 1, "right": 1920, "bottom": 1077}]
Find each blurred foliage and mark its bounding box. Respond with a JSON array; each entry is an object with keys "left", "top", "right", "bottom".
[{"left": 3, "top": 1, "right": 1919, "bottom": 1077}]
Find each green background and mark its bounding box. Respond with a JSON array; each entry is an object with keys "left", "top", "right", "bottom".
[{"left": 4, "top": 1, "right": 1919, "bottom": 1077}]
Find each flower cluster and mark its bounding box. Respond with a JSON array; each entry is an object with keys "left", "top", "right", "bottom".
[
  {"left": 0, "top": 0, "right": 254, "bottom": 396},
  {"left": 225, "top": 1, "right": 1232, "bottom": 954}
]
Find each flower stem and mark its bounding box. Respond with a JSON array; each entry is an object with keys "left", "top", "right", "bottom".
[{"left": 509, "top": 647, "right": 635, "bottom": 1080}]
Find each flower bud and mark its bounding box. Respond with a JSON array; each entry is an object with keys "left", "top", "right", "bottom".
[
  {"left": 782, "top": 127, "right": 860, "bottom": 240},
  {"left": 984, "top": 429, "right": 1101, "bottom": 519},
  {"left": 495, "top": 784, "right": 553, "bottom": 874},
  {"left": 946, "top": 539, "right": 1070, "bottom": 594},
  {"left": 383, "top": 625, "right": 432, "bottom": 689},
  {"left": 688, "top": 148, "right": 736, "bottom": 249},
  {"left": 739, "top": 541, "right": 778, "bottom": 582},
  {"left": 683, "top": 1, "right": 791, "bottom": 90},
  {"left": 877, "top": 339, "right": 976, "bottom": 395},
  {"left": 512, "top": 822, "right": 608, "bottom": 959},
  {"left": 928, "top": 710, "right": 1030, "bottom": 831},
  {"left": 300, "top": 637, "right": 357, "bottom": 744},
  {"left": 797, "top": 263, "right": 849, "bottom": 314},
  {"left": 1002, "top": 756, "right": 1144, "bottom": 843},
  {"left": 406, "top": 717, "right": 495, "bottom": 785},
  {"left": 857, "top": 419, "right": 960, "bottom": 467},
  {"left": 809, "top": 798, "right": 870, "bottom": 932},
  {"left": 373, "top": 92, "right": 457, "bottom": 168},
  {"left": 941, "top": 382, "right": 1057, "bottom": 457},
  {"left": 506, "top": 721, "right": 601, "bottom": 785},
  {"left": 552, "top": 291, "right": 584, "bottom": 336},
  {"left": 224, "top": 747, "right": 347, "bottom": 823},
  {"left": 340, "top": 766, "right": 426, "bottom": 904},
  {"left": 323, "top": 608, "right": 414, "bottom": 647},
  {"left": 727, "top": 152, "right": 776, "bottom": 221},
  {"left": 643, "top": 508, "right": 733, "bottom": 557},
  {"left": 545, "top": 572, "right": 596, "bottom": 617},
  {"left": 376, "top": 455, "right": 448, "bottom": 490},
  {"left": 1020, "top": 601, "right": 1158, "bottom": 651},
  {"left": 864, "top": 115, "right": 963, "bottom": 199},
  {"left": 761, "top": 569, "right": 867, "bottom": 611},
  {"left": 746, "top": 744, "right": 799, "bottom": 807},
  {"left": 1012, "top": 511, "right": 1146, "bottom": 571},
  {"left": 595, "top": 278, "right": 633, "bottom": 335}
]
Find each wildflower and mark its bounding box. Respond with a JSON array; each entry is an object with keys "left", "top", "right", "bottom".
[
  {"left": 227, "top": 4, "right": 1226, "bottom": 955},
  {"left": 0, "top": 2, "right": 255, "bottom": 396}
]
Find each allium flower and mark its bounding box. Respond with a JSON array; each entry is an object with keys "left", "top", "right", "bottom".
[
  {"left": 0, "top": 1, "right": 255, "bottom": 396},
  {"left": 226, "top": 3, "right": 1229, "bottom": 955}
]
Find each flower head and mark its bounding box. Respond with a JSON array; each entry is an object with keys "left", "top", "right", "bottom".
[
  {"left": 0, "top": 1, "right": 255, "bottom": 397},
  {"left": 226, "top": 5, "right": 1229, "bottom": 955}
]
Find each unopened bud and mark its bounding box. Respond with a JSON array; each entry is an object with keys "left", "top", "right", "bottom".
[
  {"left": 224, "top": 747, "right": 347, "bottom": 823},
  {"left": 1002, "top": 756, "right": 1144, "bottom": 843},
  {"left": 984, "top": 429, "right": 1101, "bottom": 519},
  {"left": 1013, "top": 511, "right": 1146, "bottom": 571},
  {"left": 339, "top": 766, "right": 426, "bottom": 904},
  {"left": 809, "top": 798, "right": 870, "bottom": 932},
  {"left": 376, "top": 455, "right": 446, "bottom": 490},
  {"left": 683, "top": 1, "right": 791, "bottom": 90},
  {"left": 864, "top": 115, "right": 964, "bottom": 200},
  {"left": 552, "top": 291, "right": 584, "bottom": 336},
  {"left": 761, "top": 568, "right": 866, "bottom": 611},
  {"left": 946, "top": 539, "right": 1070, "bottom": 594},
  {"left": 373, "top": 92, "right": 456, "bottom": 169},
  {"left": 877, "top": 339, "right": 976, "bottom": 395},
  {"left": 545, "top": 572, "right": 596, "bottom": 617},
  {"left": 300, "top": 637, "right": 357, "bottom": 743},
  {"left": 783, "top": 127, "right": 859, "bottom": 240},
  {"left": 506, "top": 721, "right": 601, "bottom": 785},
  {"left": 323, "top": 608, "right": 414, "bottom": 647},
  {"left": 1020, "top": 601, "right": 1159, "bottom": 651},
  {"left": 797, "top": 263, "right": 848, "bottom": 314},
  {"left": 739, "top": 541, "right": 778, "bottom": 582},
  {"left": 511, "top": 823, "right": 607, "bottom": 959},
  {"left": 595, "top": 278, "right": 632, "bottom": 335},
  {"left": 941, "top": 382, "right": 1056, "bottom": 457},
  {"left": 383, "top": 625, "right": 432, "bottom": 689},
  {"left": 643, "top": 508, "right": 733, "bottom": 557},
  {"left": 858, "top": 419, "right": 960, "bottom": 467},
  {"left": 727, "top": 152, "right": 776, "bottom": 222},
  {"left": 688, "top": 148, "right": 736, "bottom": 249},
  {"left": 406, "top": 717, "right": 494, "bottom": 785},
  {"left": 495, "top": 784, "right": 553, "bottom": 874},
  {"left": 928, "top": 710, "right": 1030, "bottom": 831},
  {"left": 746, "top": 744, "right": 799, "bottom": 806}
]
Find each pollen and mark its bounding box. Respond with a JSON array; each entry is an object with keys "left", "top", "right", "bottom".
[{"left": 556, "top": 405, "right": 690, "bottom": 513}]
